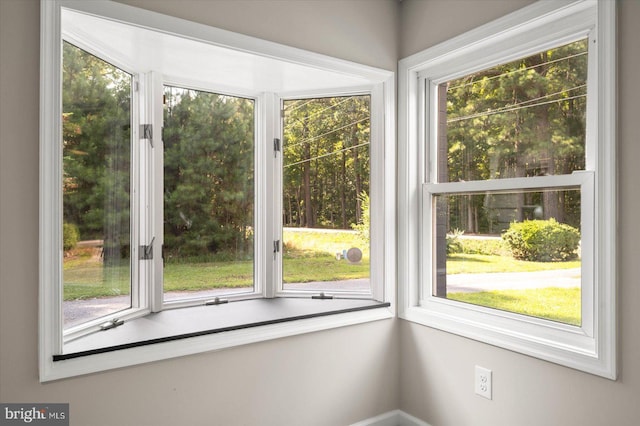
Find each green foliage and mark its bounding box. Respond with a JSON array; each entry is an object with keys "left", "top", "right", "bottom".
[
  {"left": 62, "top": 41, "right": 131, "bottom": 264},
  {"left": 458, "top": 238, "right": 507, "bottom": 256},
  {"left": 448, "top": 232, "right": 508, "bottom": 256},
  {"left": 502, "top": 219, "right": 580, "bottom": 262},
  {"left": 351, "top": 191, "right": 370, "bottom": 244},
  {"left": 163, "top": 87, "right": 255, "bottom": 258},
  {"left": 443, "top": 39, "right": 587, "bottom": 233},
  {"left": 63, "top": 43, "right": 371, "bottom": 262},
  {"left": 283, "top": 96, "right": 370, "bottom": 229},
  {"left": 446, "top": 229, "right": 464, "bottom": 254},
  {"left": 63, "top": 222, "right": 80, "bottom": 251}
]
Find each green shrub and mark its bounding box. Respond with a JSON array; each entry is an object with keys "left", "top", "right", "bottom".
[
  {"left": 446, "top": 229, "right": 464, "bottom": 254},
  {"left": 459, "top": 238, "right": 507, "bottom": 256},
  {"left": 502, "top": 219, "right": 580, "bottom": 262},
  {"left": 63, "top": 222, "right": 80, "bottom": 251}
]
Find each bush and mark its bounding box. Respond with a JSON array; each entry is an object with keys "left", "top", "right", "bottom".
[
  {"left": 502, "top": 219, "right": 580, "bottom": 262},
  {"left": 63, "top": 222, "right": 80, "bottom": 251},
  {"left": 446, "top": 229, "right": 464, "bottom": 254},
  {"left": 459, "top": 237, "right": 507, "bottom": 256}
]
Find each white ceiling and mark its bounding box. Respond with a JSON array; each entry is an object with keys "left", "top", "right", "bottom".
[{"left": 61, "top": 8, "right": 376, "bottom": 95}]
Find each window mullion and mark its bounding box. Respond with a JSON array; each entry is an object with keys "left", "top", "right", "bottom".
[
  {"left": 141, "top": 72, "right": 164, "bottom": 313},
  {"left": 260, "top": 92, "right": 280, "bottom": 299}
]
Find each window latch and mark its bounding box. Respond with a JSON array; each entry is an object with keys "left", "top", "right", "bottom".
[
  {"left": 205, "top": 297, "right": 229, "bottom": 306},
  {"left": 311, "top": 292, "right": 333, "bottom": 300},
  {"left": 100, "top": 318, "right": 124, "bottom": 331}
]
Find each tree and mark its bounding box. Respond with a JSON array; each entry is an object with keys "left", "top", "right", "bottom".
[
  {"left": 62, "top": 42, "right": 131, "bottom": 264},
  {"left": 442, "top": 38, "right": 587, "bottom": 233},
  {"left": 163, "top": 87, "right": 254, "bottom": 258},
  {"left": 282, "top": 96, "right": 370, "bottom": 230}
]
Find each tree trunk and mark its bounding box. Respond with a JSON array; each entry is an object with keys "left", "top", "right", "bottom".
[{"left": 340, "top": 150, "right": 347, "bottom": 229}]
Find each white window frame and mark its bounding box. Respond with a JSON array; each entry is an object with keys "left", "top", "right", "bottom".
[
  {"left": 274, "top": 86, "right": 386, "bottom": 300},
  {"left": 56, "top": 38, "right": 151, "bottom": 343},
  {"left": 154, "top": 77, "right": 265, "bottom": 311},
  {"left": 40, "top": 0, "right": 395, "bottom": 382},
  {"left": 398, "top": 0, "right": 616, "bottom": 379}
]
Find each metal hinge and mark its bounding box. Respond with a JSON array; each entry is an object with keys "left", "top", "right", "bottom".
[
  {"left": 140, "top": 237, "right": 155, "bottom": 260},
  {"left": 273, "top": 138, "right": 281, "bottom": 156},
  {"left": 273, "top": 239, "right": 280, "bottom": 260},
  {"left": 140, "top": 124, "right": 154, "bottom": 147}
]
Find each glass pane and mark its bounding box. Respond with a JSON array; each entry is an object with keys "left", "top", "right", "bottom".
[
  {"left": 439, "top": 39, "right": 588, "bottom": 183},
  {"left": 62, "top": 42, "right": 132, "bottom": 328},
  {"left": 163, "top": 86, "right": 254, "bottom": 301},
  {"left": 433, "top": 188, "right": 581, "bottom": 326},
  {"left": 282, "top": 96, "right": 371, "bottom": 293}
]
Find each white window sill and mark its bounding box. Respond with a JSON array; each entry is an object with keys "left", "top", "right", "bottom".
[{"left": 43, "top": 298, "right": 392, "bottom": 381}]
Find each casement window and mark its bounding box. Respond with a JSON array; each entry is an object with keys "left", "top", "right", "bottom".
[
  {"left": 40, "top": 0, "right": 394, "bottom": 381},
  {"left": 398, "top": 0, "right": 616, "bottom": 378}
]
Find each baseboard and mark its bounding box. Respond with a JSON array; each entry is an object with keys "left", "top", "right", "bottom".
[{"left": 349, "top": 409, "right": 432, "bottom": 426}]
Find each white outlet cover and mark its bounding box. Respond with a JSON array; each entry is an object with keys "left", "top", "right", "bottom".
[{"left": 475, "top": 365, "right": 492, "bottom": 400}]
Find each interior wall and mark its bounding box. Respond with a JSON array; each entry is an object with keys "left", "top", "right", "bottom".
[
  {"left": 398, "top": 1, "right": 640, "bottom": 425},
  {"left": 118, "top": 0, "right": 399, "bottom": 72},
  {"left": 0, "top": 1, "right": 399, "bottom": 425}
]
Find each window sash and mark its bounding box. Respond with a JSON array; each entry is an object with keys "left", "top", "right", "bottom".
[
  {"left": 421, "top": 170, "right": 595, "bottom": 334},
  {"left": 274, "top": 88, "right": 385, "bottom": 302},
  {"left": 61, "top": 41, "right": 147, "bottom": 343},
  {"left": 398, "top": 0, "right": 615, "bottom": 378}
]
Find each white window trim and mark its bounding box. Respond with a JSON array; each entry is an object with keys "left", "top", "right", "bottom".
[
  {"left": 398, "top": 0, "right": 616, "bottom": 379},
  {"left": 274, "top": 85, "right": 386, "bottom": 301},
  {"left": 154, "top": 77, "right": 266, "bottom": 311},
  {"left": 40, "top": 0, "right": 395, "bottom": 382}
]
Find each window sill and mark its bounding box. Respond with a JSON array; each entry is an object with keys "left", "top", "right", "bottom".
[{"left": 44, "top": 298, "right": 391, "bottom": 380}]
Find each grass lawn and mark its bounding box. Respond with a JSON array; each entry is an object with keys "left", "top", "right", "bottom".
[
  {"left": 63, "top": 229, "right": 369, "bottom": 300},
  {"left": 446, "top": 253, "right": 580, "bottom": 274},
  {"left": 447, "top": 287, "right": 581, "bottom": 326},
  {"left": 63, "top": 230, "right": 580, "bottom": 302}
]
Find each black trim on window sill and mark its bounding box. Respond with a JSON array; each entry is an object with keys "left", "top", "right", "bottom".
[{"left": 55, "top": 298, "right": 390, "bottom": 361}]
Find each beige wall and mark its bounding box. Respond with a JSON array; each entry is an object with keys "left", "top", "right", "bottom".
[
  {"left": 2, "top": 0, "right": 639, "bottom": 425},
  {"left": 118, "top": 0, "right": 400, "bottom": 71},
  {"left": 0, "top": 1, "right": 399, "bottom": 425},
  {"left": 398, "top": 0, "right": 640, "bottom": 425}
]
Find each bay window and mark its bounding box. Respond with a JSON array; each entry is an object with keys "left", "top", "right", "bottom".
[{"left": 40, "top": 0, "right": 394, "bottom": 381}]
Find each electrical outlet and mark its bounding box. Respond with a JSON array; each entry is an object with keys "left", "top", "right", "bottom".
[{"left": 475, "top": 365, "right": 492, "bottom": 400}]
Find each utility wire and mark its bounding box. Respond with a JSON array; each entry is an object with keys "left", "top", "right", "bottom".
[
  {"left": 284, "top": 116, "right": 369, "bottom": 150},
  {"left": 447, "top": 84, "right": 586, "bottom": 122},
  {"left": 283, "top": 98, "right": 315, "bottom": 114},
  {"left": 284, "top": 141, "right": 370, "bottom": 169},
  {"left": 447, "top": 93, "right": 586, "bottom": 124},
  {"left": 447, "top": 50, "right": 587, "bottom": 91},
  {"left": 283, "top": 96, "right": 364, "bottom": 129}
]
